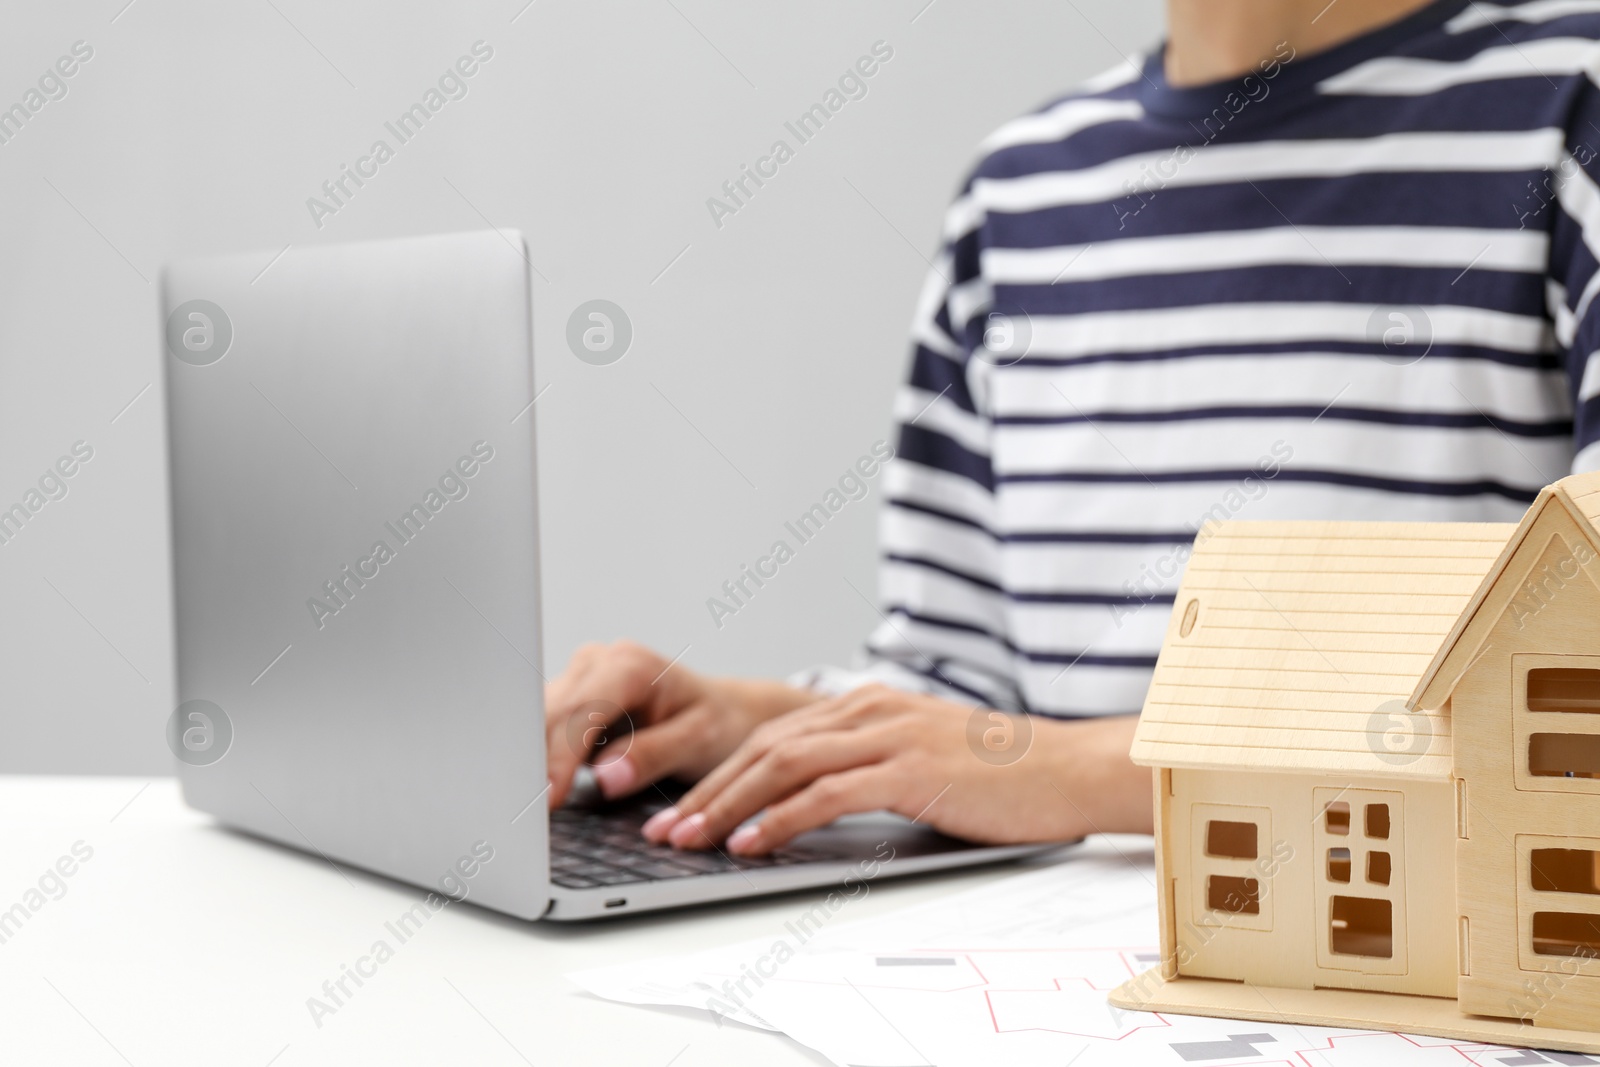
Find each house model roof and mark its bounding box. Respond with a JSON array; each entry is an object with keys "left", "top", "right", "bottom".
[
  {"left": 1129, "top": 518, "right": 1514, "bottom": 781},
  {"left": 1408, "top": 470, "right": 1600, "bottom": 713},
  {"left": 1129, "top": 470, "right": 1600, "bottom": 781}
]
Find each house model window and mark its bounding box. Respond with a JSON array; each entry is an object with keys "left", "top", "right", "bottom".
[
  {"left": 1526, "top": 668, "right": 1600, "bottom": 780},
  {"left": 1519, "top": 836, "right": 1600, "bottom": 968},
  {"left": 1516, "top": 657, "right": 1600, "bottom": 793},
  {"left": 1315, "top": 789, "right": 1404, "bottom": 968},
  {"left": 1191, "top": 804, "right": 1271, "bottom": 931},
  {"left": 1206, "top": 820, "right": 1261, "bottom": 915}
]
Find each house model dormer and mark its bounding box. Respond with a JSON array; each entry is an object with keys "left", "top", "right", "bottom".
[{"left": 1109, "top": 471, "right": 1600, "bottom": 1053}]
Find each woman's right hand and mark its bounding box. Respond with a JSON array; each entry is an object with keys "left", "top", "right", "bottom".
[{"left": 543, "top": 640, "right": 818, "bottom": 809}]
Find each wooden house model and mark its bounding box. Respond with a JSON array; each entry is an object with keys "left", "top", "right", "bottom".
[{"left": 1109, "top": 471, "right": 1600, "bottom": 1052}]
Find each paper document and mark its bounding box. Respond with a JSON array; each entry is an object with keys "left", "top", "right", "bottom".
[{"left": 569, "top": 838, "right": 1564, "bottom": 1066}]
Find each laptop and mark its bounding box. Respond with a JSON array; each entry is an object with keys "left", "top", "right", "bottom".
[{"left": 161, "top": 229, "right": 1059, "bottom": 921}]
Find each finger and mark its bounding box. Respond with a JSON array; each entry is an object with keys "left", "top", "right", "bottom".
[
  {"left": 545, "top": 642, "right": 656, "bottom": 726},
  {"left": 543, "top": 648, "right": 607, "bottom": 806},
  {"left": 726, "top": 766, "right": 903, "bottom": 855},
  {"left": 590, "top": 704, "right": 719, "bottom": 800},
  {"left": 545, "top": 642, "right": 687, "bottom": 807},
  {"left": 542, "top": 641, "right": 600, "bottom": 714},
  {"left": 547, "top": 696, "right": 634, "bottom": 808},
  {"left": 664, "top": 728, "right": 897, "bottom": 850},
  {"left": 640, "top": 687, "right": 893, "bottom": 842},
  {"left": 666, "top": 687, "right": 882, "bottom": 820},
  {"left": 640, "top": 702, "right": 836, "bottom": 843}
]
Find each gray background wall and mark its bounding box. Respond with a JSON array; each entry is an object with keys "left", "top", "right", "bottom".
[{"left": 0, "top": 0, "right": 1162, "bottom": 774}]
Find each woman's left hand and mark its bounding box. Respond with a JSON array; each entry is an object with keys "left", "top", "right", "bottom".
[{"left": 639, "top": 683, "right": 1152, "bottom": 856}]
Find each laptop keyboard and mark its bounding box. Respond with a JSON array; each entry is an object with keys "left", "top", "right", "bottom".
[{"left": 549, "top": 797, "right": 840, "bottom": 889}]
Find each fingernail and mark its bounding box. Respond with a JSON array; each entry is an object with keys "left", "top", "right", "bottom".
[
  {"left": 668, "top": 812, "right": 708, "bottom": 849},
  {"left": 642, "top": 806, "right": 681, "bottom": 842},
  {"left": 727, "top": 825, "right": 761, "bottom": 855},
  {"left": 590, "top": 755, "right": 635, "bottom": 798}
]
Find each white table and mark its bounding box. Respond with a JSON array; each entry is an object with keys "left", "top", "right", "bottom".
[{"left": 0, "top": 777, "right": 1074, "bottom": 1066}]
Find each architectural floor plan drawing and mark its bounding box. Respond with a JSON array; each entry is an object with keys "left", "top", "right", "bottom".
[{"left": 571, "top": 840, "right": 1594, "bottom": 1066}]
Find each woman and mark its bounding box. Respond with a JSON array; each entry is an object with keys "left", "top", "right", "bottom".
[{"left": 546, "top": 0, "right": 1600, "bottom": 855}]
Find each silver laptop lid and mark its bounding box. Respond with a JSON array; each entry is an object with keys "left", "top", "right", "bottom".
[{"left": 162, "top": 230, "right": 549, "bottom": 920}]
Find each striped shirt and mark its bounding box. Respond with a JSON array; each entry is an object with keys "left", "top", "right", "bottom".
[{"left": 816, "top": 0, "right": 1600, "bottom": 718}]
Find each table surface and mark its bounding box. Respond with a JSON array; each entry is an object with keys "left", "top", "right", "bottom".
[{"left": 0, "top": 776, "right": 1083, "bottom": 1067}]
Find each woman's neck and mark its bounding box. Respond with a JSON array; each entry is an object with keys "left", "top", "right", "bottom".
[{"left": 1163, "top": 0, "right": 1439, "bottom": 86}]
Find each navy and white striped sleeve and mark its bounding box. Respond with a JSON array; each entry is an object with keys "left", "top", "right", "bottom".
[
  {"left": 836, "top": 175, "right": 1028, "bottom": 712},
  {"left": 1551, "top": 70, "right": 1600, "bottom": 472}
]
